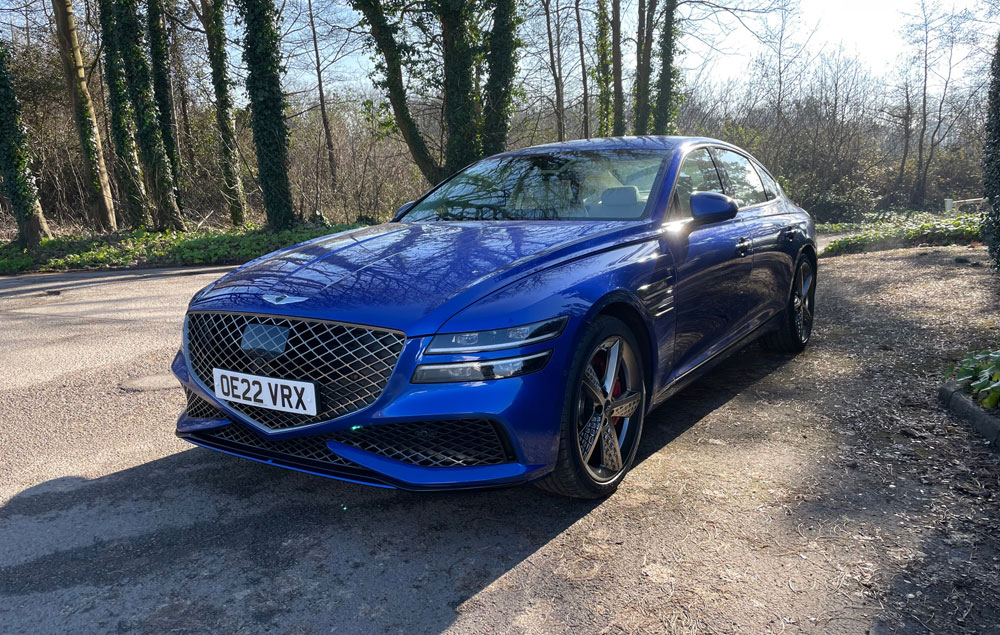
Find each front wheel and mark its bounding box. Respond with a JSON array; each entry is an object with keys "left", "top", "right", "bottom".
[
  {"left": 762, "top": 257, "right": 816, "bottom": 353},
  {"left": 536, "top": 316, "right": 646, "bottom": 499}
]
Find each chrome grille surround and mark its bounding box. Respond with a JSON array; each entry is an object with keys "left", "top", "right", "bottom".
[{"left": 185, "top": 311, "right": 406, "bottom": 431}]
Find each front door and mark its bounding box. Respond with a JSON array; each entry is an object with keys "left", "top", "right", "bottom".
[{"left": 662, "top": 148, "right": 753, "bottom": 382}]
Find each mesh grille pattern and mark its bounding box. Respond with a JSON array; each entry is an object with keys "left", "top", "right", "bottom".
[
  {"left": 186, "top": 312, "right": 405, "bottom": 430},
  {"left": 192, "top": 424, "right": 356, "bottom": 467},
  {"left": 185, "top": 389, "right": 227, "bottom": 420},
  {"left": 328, "top": 419, "right": 512, "bottom": 467}
]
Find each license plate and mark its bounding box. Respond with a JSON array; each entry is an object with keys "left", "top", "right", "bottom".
[{"left": 212, "top": 368, "right": 318, "bottom": 416}]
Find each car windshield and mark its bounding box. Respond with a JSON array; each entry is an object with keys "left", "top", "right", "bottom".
[{"left": 402, "top": 150, "right": 667, "bottom": 221}]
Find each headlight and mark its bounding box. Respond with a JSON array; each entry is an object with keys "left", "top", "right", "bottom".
[
  {"left": 412, "top": 351, "right": 551, "bottom": 383},
  {"left": 425, "top": 316, "right": 567, "bottom": 354}
]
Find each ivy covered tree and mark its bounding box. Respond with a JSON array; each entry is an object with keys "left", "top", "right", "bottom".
[
  {"left": 984, "top": 31, "right": 1000, "bottom": 269},
  {"left": 98, "top": 0, "right": 151, "bottom": 229},
  {"left": 651, "top": 0, "right": 679, "bottom": 135},
  {"left": 52, "top": 0, "right": 117, "bottom": 232},
  {"left": 0, "top": 40, "right": 53, "bottom": 248},
  {"left": 481, "top": 0, "right": 518, "bottom": 157},
  {"left": 352, "top": 0, "right": 520, "bottom": 183},
  {"left": 233, "top": 0, "right": 295, "bottom": 230},
  {"left": 112, "top": 0, "right": 186, "bottom": 231},
  {"left": 147, "top": 0, "right": 183, "bottom": 202},
  {"left": 194, "top": 0, "right": 247, "bottom": 225}
]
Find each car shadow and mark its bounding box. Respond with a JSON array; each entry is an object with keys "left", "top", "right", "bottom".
[
  {"left": 637, "top": 342, "right": 792, "bottom": 465},
  {"left": 0, "top": 344, "right": 791, "bottom": 633}
]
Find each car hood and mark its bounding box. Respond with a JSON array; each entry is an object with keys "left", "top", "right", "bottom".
[{"left": 191, "top": 221, "right": 638, "bottom": 335}]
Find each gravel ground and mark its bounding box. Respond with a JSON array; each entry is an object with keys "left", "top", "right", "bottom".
[{"left": 1, "top": 246, "right": 999, "bottom": 634}]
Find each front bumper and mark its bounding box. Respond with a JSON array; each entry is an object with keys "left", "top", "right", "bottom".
[{"left": 171, "top": 329, "right": 573, "bottom": 490}]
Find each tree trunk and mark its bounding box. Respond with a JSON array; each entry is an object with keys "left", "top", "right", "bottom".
[
  {"left": 482, "top": 0, "right": 517, "bottom": 156},
  {"left": 114, "top": 0, "right": 185, "bottom": 231},
  {"left": 610, "top": 0, "right": 624, "bottom": 135},
  {"left": 911, "top": 19, "right": 929, "bottom": 207},
  {"left": 438, "top": 0, "right": 480, "bottom": 175},
  {"left": 233, "top": 0, "right": 295, "bottom": 229},
  {"left": 352, "top": 0, "right": 444, "bottom": 183},
  {"left": 0, "top": 41, "right": 53, "bottom": 248},
  {"left": 147, "top": 0, "right": 183, "bottom": 209},
  {"left": 198, "top": 0, "right": 246, "bottom": 225},
  {"left": 98, "top": 0, "right": 151, "bottom": 229},
  {"left": 169, "top": 17, "right": 195, "bottom": 167},
  {"left": 595, "top": 0, "right": 612, "bottom": 136},
  {"left": 542, "top": 0, "right": 565, "bottom": 141},
  {"left": 633, "top": 0, "right": 657, "bottom": 134},
  {"left": 982, "top": 32, "right": 1000, "bottom": 267},
  {"left": 307, "top": 0, "right": 338, "bottom": 194},
  {"left": 652, "top": 0, "right": 677, "bottom": 135},
  {"left": 575, "top": 0, "right": 589, "bottom": 138},
  {"left": 52, "top": 0, "right": 117, "bottom": 232}
]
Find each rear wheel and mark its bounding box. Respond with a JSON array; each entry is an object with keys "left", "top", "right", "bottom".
[
  {"left": 536, "top": 316, "right": 646, "bottom": 499},
  {"left": 761, "top": 257, "right": 816, "bottom": 353}
]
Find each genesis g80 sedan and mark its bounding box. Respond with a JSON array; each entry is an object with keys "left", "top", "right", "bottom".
[{"left": 172, "top": 136, "right": 816, "bottom": 498}]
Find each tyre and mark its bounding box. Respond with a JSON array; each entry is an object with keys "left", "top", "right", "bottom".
[
  {"left": 536, "top": 316, "right": 646, "bottom": 499},
  {"left": 761, "top": 256, "right": 816, "bottom": 354}
]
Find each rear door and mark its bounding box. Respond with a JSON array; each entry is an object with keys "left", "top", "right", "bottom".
[{"left": 662, "top": 147, "right": 753, "bottom": 382}]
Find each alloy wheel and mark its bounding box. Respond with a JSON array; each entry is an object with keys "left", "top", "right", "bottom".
[
  {"left": 793, "top": 260, "right": 815, "bottom": 344},
  {"left": 575, "top": 336, "right": 643, "bottom": 482}
]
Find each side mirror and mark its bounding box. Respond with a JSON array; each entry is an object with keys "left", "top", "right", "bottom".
[
  {"left": 392, "top": 201, "right": 416, "bottom": 222},
  {"left": 690, "top": 192, "right": 738, "bottom": 224}
]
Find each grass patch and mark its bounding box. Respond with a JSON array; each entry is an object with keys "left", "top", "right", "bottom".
[
  {"left": 0, "top": 223, "right": 359, "bottom": 275},
  {"left": 820, "top": 214, "right": 982, "bottom": 257}
]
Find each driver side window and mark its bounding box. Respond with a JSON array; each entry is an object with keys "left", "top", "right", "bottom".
[{"left": 671, "top": 148, "right": 724, "bottom": 220}]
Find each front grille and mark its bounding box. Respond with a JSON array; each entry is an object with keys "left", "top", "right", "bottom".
[
  {"left": 191, "top": 423, "right": 356, "bottom": 467},
  {"left": 185, "top": 389, "right": 227, "bottom": 420},
  {"left": 328, "top": 419, "right": 513, "bottom": 467},
  {"left": 186, "top": 312, "right": 405, "bottom": 431}
]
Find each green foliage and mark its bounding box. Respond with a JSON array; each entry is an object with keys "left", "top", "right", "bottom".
[
  {"left": 820, "top": 214, "right": 983, "bottom": 256},
  {"left": 0, "top": 40, "right": 50, "bottom": 248},
  {"left": 234, "top": 0, "right": 295, "bottom": 230},
  {"left": 983, "top": 33, "right": 1000, "bottom": 269},
  {"left": 947, "top": 350, "right": 1000, "bottom": 410},
  {"left": 0, "top": 223, "right": 359, "bottom": 274},
  {"left": 815, "top": 210, "right": 952, "bottom": 234}
]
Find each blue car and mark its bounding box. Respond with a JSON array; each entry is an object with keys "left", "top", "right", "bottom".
[{"left": 173, "top": 136, "right": 816, "bottom": 498}]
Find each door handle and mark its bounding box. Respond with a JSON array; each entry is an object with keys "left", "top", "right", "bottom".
[
  {"left": 779, "top": 226, "right": 800, "bottom": 243},
  {"left": 735, "top": 237, "right": 751, "bottom": 258}
]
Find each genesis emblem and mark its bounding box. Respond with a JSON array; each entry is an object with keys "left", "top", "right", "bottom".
[{"left": 262, "top": 294, "right": 308, "bottom": 305}]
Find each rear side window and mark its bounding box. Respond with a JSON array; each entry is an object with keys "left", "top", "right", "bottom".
[
  {"left": 672, "top": 148, "right": 724, "bottom": 219},
  {"left": 712, "top": 149, "right": 767, "bottom": 208},
  {"left": 755, "top": 163, "right": 779, "bottom": 200}
]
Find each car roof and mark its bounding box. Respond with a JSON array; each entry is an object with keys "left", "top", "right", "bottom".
[{"left": 494, "top": 136, "right": 736, "bottom": 158}]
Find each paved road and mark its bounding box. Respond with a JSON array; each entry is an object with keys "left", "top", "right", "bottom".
[{"left": 1, "top": 248, "right": 999, "bottom": 633}]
